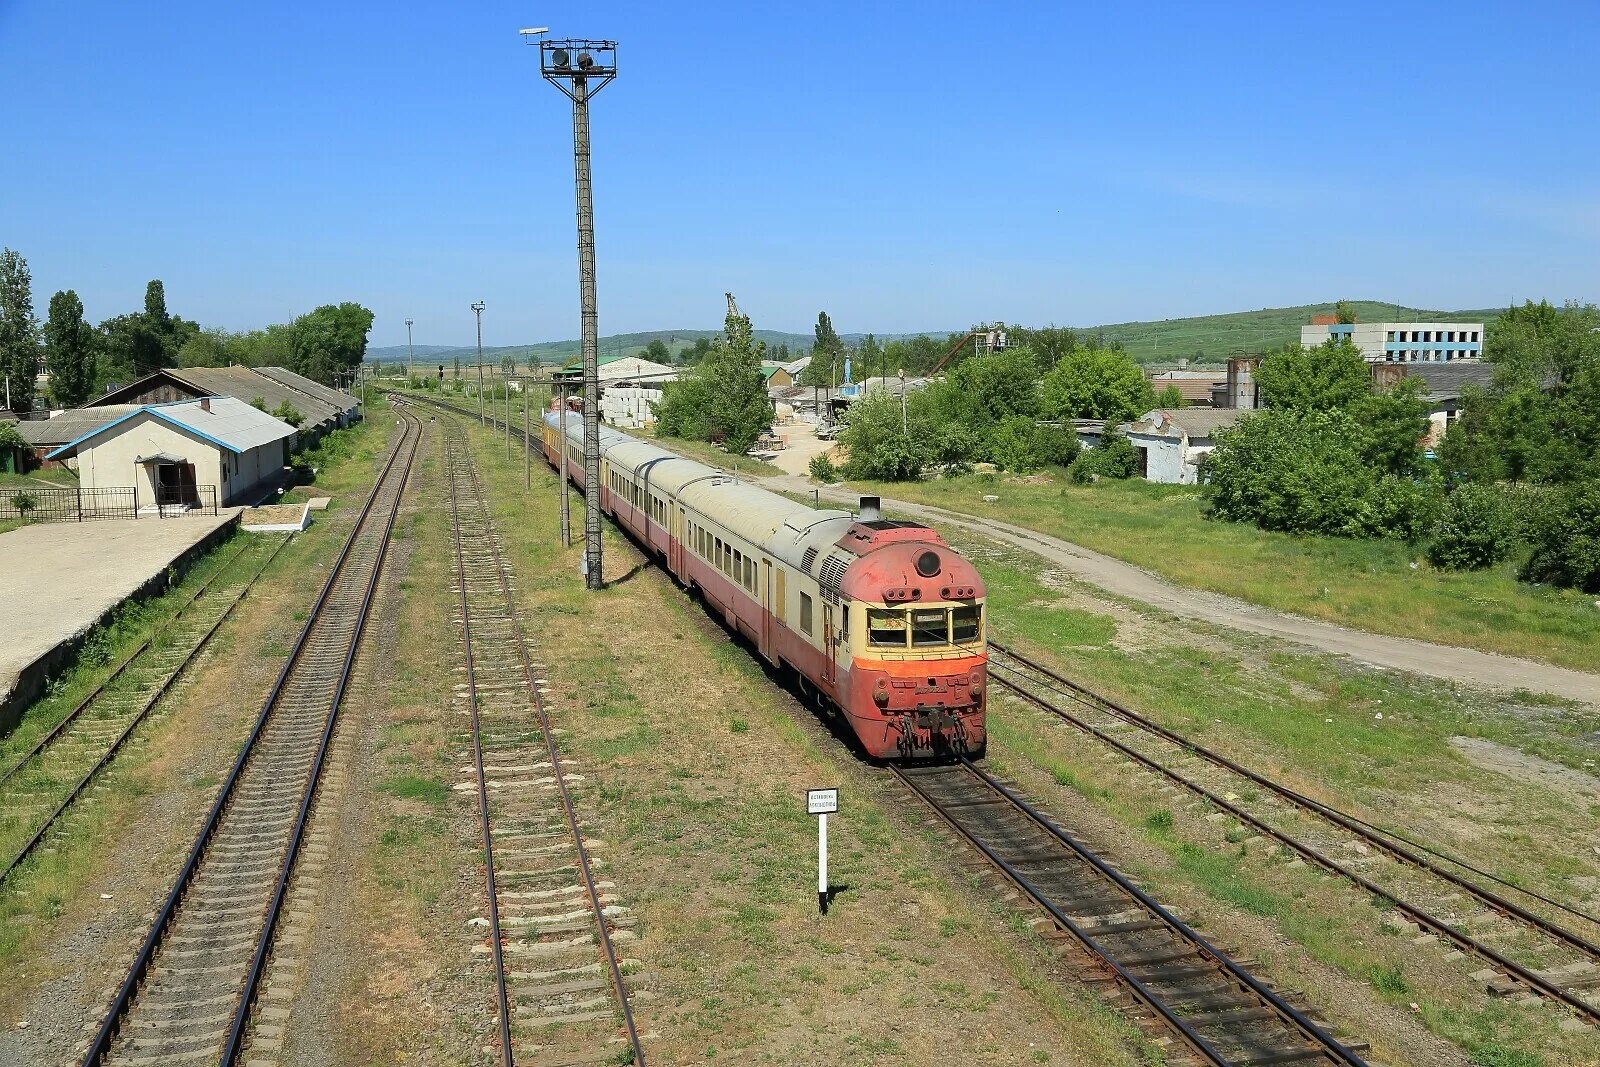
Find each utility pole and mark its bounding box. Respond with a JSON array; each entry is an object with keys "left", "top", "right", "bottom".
[
  {"left": 505, "top": 375, "right": 512, "bottom": 458},
  {"left": 530, "top": 32, "right": 617, "bottom": 590},
  {"left": 406, "top": 318, "right": 414, "bottom": 380},
  {"left": 522, "top": 375, "right": 531, "bottom": 489},
  {"left": 472, "top": 301, "right": 486, "bottom": 425}
]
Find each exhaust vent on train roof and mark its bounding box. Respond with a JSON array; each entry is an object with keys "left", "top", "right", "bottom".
[
  {"left": 819, "top": 552, "right": 851, "bottom": 594},
  {"left": 802, "top": 546, "right": 819, "bottom": 574}
]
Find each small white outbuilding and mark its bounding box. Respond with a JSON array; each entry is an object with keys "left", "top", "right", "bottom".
[{"left": 46, "top": 396, "right": 297, "bottom": 509}]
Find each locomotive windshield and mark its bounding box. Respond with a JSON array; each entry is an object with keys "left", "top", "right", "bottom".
[{"left": 867, "top": 605, "right": 984, "bottom": 650}]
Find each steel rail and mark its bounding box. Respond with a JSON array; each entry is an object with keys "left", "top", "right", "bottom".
[
  {"left": 448, "top": 411, "right": 647, "bottom": 1065},
  {"left": 219, "top": 410, "right": 421, "bottom": 1065},
  {"left": 892, "top": 759, "right": 1367, "bottom": 1066},
  {"left": 2, "top": 534, "right": 295, "bottom": 886},
  {"left": 991, "top": 641, "right": 1600, "bottom": 932},
  {"left": 81, "top": 408, "right": 421, "bottom": 1066},
  {"left": 986, "top": 643, "right": 1600, "bottom": 1024},
  {"left": 0, "top": 535, "right": 256, "bottom": 789},
  {"left": 446, "top": 430, "right": 515, "bottom": 1066}
]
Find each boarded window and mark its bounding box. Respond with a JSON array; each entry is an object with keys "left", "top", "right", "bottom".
[
  {"left": 800, "top": 593, "right": 813, "bottom": 635},
  {"left": 952, "top": 605, "right": 981, "bottom": 645},
  {"left": 868, "top": 608, "right": 908, "bottom": 648},
  {"left": 911, "top": 608, "right": 950, "bottom": 648}
]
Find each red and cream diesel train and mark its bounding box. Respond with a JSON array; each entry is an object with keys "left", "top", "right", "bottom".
[{"left": 540, "top": 408, "right": 987, "bottom": 759}]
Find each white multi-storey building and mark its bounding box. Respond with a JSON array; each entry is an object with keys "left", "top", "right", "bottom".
[{"left": 1301, "top": 320, "right": 1484, "bottom": 363}]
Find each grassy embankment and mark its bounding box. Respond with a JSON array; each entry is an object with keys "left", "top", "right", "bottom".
[
  {"left": 840, "top": 472, "right": 1600, "bottom": 673},
  {"left": 962, "top": 532, "right": 1600, "bottom": 1067},
  {"left": 344, "top": 413, "right": 1156, "bottom": 1066},
  {"left": 0, "top": 403, "right": 394, "bottom": 987}
]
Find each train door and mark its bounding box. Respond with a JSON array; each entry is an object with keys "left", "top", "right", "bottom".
[
  {"left": 760, "top": 559, "right": 773, "bottom": 661},
  {"left": 822, "top": 604, "right": 836, "bottom": 686},
  {"left": 671, "top": 507, "right": 685, "bottom": 577}
]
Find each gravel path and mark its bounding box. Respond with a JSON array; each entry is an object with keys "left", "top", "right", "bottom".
[{"left": 758, "top": 474, "right": 1600, "bottom": 707}]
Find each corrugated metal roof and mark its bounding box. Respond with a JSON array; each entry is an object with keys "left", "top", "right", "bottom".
[
  {"left": 1129, "top": 407, "right": 1248, "bottom": 439},
  {"left": 47, "top": 396, "right": 296, "bottom": 459},
  {"left": 253, "top": 366, "right": 359, "bottom": 412},
  {"left": 17, "top": 405, "right": 142, "bottom": 445}
]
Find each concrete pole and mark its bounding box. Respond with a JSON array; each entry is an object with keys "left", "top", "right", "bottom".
[
  {"left": 571, "top": 72, "right": 604, "bottom": 588},
  {"left": 558, "top": 381, "right": 572, "bottom": 547},
  {"left": 474, "top": 302, "right": 486, "bottom": 425},
  {"left": 522, "top": 376, "right": 530, "bottom": 490},
  {"left": 406, "top": 319, "right": 414, "bottom": 380},
  {"left": 505, "top": 376, "right": 512, "bottom": 459}
]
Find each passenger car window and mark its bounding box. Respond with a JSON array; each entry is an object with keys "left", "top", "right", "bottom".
[{"left": 800, "top": 593, "right": 813, "bottom": 635}]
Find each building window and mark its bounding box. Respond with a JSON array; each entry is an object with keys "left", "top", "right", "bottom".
[{"left": 1386, "top": 331, "right": 1396, "bottom": 342}]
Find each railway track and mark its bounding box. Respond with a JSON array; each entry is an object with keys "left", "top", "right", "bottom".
[
  {"left": 896, "top": 758, "right": 1369, "bottom": 1066},
  {"left": 987, "top": 641, "right": 1600, "bottom": 1025},
  {"left": 0, "top": 532, "right": 293, "bottom": 887},
  {"left": 441, "top": 411, "right": 647, "bottom": 1066},
  {"left": 79, "top": 408, "right": 421, "bottom": 1067}
]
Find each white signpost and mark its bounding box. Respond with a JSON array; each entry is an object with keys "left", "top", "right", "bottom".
[{"left": 807, "top": 787, "right": 838, "bottom": 914}]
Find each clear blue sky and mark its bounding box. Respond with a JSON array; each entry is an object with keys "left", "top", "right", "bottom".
[{"left": 3, "top": 1, "right": 1596, "bottom": 348}]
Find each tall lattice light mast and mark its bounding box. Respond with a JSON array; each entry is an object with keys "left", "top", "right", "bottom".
[{"left": 525, "top": 29, "right": 616, "bottom": 590}]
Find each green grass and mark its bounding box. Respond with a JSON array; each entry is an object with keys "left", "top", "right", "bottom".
[
  {"left": 846, "top": 472, "right": 1600, "bottom": 672},
  {"left": 0, "top": 469, "right": 77, "bottom": 490},
  {"left": 641, "top": 434, "right": 785, "bottom": 478}
]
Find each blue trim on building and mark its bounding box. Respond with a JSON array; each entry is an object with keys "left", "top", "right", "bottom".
[{"left": 46, "top": 403, "right": 248, "bottom": 460}]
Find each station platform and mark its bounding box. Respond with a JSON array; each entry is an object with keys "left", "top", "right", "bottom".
[{"left": 0, "top": 512, "right": 239, "bottom": 732}]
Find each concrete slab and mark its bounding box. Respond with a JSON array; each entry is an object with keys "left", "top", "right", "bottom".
[{"left": 0, "top": 512, "right": 239, "bottom": 728}]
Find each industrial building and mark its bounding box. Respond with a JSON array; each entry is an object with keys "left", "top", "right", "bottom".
[
  {"left": 1124, "top": 408, "right": 1247, "bottom": 484},
  {"left": 1300, "top": 317, "right": 1484, "bottom": 363},
  {"left": 45, "top": 396, "right": 297, "bottom": 509}
]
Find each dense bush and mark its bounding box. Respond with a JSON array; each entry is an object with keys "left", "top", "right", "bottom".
[
  {"left": 1205, "top": 409, "right": 1439, "bottom": 539},
  {"left": 807, "top": 452, "right": 838, "bottom": 483},
  {"left": 1520, "top": 479, "right": 1600, "bottom": 592},
  {"left": 987, "top": 416, "right": 1081, "bottom": 473},
  {"left": 1426, "top": 484, "right": 1523, "bottom": 570},
  {"left": 1069, "top": 428, "right": 1139, "bottom": 482},
  {"left": 839, "top": 393, "right": 928, "bottom": 481}
]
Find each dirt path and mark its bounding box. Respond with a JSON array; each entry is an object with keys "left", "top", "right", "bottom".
[{"left": 759, "top": 473, "right": 1600, "bottom": 707}]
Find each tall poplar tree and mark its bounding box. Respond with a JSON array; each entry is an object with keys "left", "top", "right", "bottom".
[
  {"left": 45, "top": 289, "right": 96, "bottom": 406},
  {"left": 0, "top": 248, "right": 38, "bottom": 413}
]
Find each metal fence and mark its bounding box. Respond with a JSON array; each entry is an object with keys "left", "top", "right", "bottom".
[{"left": 0, "top": 484, "right": 219, "bottom": 523}]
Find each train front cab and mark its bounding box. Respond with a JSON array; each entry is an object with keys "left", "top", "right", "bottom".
[{"left": 842, "top": 597, "right": 987, "bottom": 760}]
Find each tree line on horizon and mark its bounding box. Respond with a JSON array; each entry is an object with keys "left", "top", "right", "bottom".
[{"left": 0, "top": 247, "right": 374, "bottom": 414}]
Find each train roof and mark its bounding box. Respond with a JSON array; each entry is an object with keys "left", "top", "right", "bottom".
[{"left": 545, "top": 410, "right": 857, "bottom": 572}]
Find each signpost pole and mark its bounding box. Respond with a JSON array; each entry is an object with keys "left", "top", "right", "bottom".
[{"left": 817, "top": 811, "right": 828, "bottom": 914}]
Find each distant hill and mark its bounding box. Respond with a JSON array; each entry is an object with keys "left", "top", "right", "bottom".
[
  {"left": 1084, "top": 301, "right": 1506, "bottom": 367},
  {"left": 369, "top": 302, "right": 1511, "bottom": 370}
]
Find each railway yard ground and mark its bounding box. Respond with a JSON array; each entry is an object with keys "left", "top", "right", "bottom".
[{"left": 2, "top": 396, "right": 1598, "bottom": 1065}]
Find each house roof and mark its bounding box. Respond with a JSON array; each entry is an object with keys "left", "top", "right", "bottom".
[
  {"left": 46, "top": 396, "right": 297, "bottom": 460},
  {"left": 91, "top": 367, "right": 341, "bottom": 430},
  {"left": 17, "top": 405, "right": 142, "bottom": 446},
  {"left": 253, "top": 366, "right": 358, "bottom": 413},
  {"left": 1399, "top": 361, "right": 1497, "bottom": 400},
  {"left": 1129, "top": 407, "right": 1248, "bottom": 439}
]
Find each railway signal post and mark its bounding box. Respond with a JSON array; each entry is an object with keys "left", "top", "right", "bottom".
[
  {"left": 527, "top": 31, "right": 616, "bottom": 589},
  {"left": 808, "top": 787, "right": 839, "bottom": 914}
]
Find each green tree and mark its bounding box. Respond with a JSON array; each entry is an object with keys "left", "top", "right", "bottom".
[
  {"left": 1335, "top": 300, "right": 1356, "bottom": 324},
  {"left": 289, "top": 302, "right": 374, "bottom": 383},
  {"left": 44, "top": 289, "right": 97, "bottom": 406},
  {"left": 800, "top": 311, "right": 845, "bottom": 387},
  {"left": 1427, "top": 484, "right": 1523, "bottom": 571},
  {"left": 643, "top": 338, "right": 670, "bottom": 364},
  {"left": 1520, "top": 479, "right": 1600, "bottom": 592},
  {"left": 271, "top": 400, "right": 304, "bottom": 427},
  {"left": 1255, "top": 337, "right": 1371, "bottom": 411},
  {"left": 1153, "top": 384, "right": 1186, "bottom": 409},
  {"left": 858, "top": 333, "right": 883, "bottom": 381},
  {"left": 839, "top": 392, "right": 928, "bottom": 481},
  {"left": 0, "top": 248, "right": 39, "bottom": 413},
  {"left": 1038, "top": 347, "right": 1153, "bottom": 422},
  {"left": 653, "top": 300, "right": 774, "bottom": 454},
  {"left": 176, "top": 327, "right": 229, "bottom": 368},
  {"left": 1349, "top": 377, "right": 1430, "bottom": 476}
]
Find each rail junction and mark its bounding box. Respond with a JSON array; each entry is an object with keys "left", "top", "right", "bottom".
[
  {"left": 77, "top": 407, "right": 421, "bottom": 1066},
  {"left": 987, "top": 642, "right": 1600, "bottom": 1026}
]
